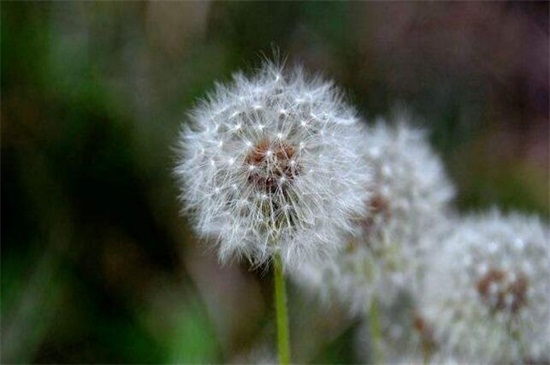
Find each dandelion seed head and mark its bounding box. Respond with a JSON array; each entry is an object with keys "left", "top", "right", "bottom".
[
  {"left": 176, "top": 61, "right": 371, "bottom": 269},
  {"left": 419, "top": 210, "right": 550, "bottom": 363},
  {"left": 291, "top": 117, "right": 454, "bottom": 310},
  {"left": 361, "top": 118, "right": 455, "bottom": 240}
]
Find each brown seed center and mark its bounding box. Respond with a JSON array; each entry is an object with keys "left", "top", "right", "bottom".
[
  {"left": 245, "top": 139, "right": 299, "bottom": 193},
  {"left": 359, "top": 193, "right": 391, "bottom": 236},
  {"left": 412, "top": 312, "right": 437, "bottom": 356},
  {"left": 476, "top": 268, "right": 529, "bottom": 314}
]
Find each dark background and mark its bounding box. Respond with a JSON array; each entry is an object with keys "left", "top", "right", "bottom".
[{"left": 2, "top": 2, "right": 548, "bottom": 363}]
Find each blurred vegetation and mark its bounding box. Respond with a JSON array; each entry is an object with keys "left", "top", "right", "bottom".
[{"left": 2, "top": 1, "right": 548, "bottom": 363}]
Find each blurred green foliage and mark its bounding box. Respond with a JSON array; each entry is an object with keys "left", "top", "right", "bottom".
[{"left": 2, "top": 1, "right": 548, "bottom": 364}]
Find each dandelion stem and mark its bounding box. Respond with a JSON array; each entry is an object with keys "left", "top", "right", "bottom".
[
  {"left": 274, "top": 251, "right": 291, "bottom": 365},
  {"left": 369, "top": 297, "right": 383, "bottom": 365}
]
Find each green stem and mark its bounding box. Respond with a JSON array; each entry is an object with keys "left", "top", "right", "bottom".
[
  {"left": 420, "top": 334, "right": 433, "bottom": 365},
  {"left": 369, "top": 298, "right": 383, "bottom": 365},
  {"left": 274, "top": 252, "right": 291, "bottom": 365}
]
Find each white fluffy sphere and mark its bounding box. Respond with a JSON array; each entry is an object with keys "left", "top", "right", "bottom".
[
  {"left": 292, "top": 119, "right": 454, "bottom": 310},
  {"left": 419, "top": 210, "right": 550, "bottom": 364},
  {"left": 175, "top": 62, "right": 372, "bottom": 269}
]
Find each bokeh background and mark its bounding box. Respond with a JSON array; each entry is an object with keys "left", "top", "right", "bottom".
[{"left": 2, "top": 2, "right": 548, "bottom": 363}]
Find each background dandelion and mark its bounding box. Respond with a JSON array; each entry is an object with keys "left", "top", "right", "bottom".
[
  {"left": 418, "top": 210, "right": 550, "bottom": 364},
  {"left": 291, "top": 117, "right": 455, "bottom": 312}
]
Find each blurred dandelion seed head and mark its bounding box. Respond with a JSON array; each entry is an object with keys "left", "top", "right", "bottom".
[
  {"left": 362, "top": 117, "right": 455, "bottom": 242},
  {"left": 420, "top": 210, "right": 550, "bottom": 363},
  {"left": 291, "top": 118, "right": 454, "bottom": 310}
]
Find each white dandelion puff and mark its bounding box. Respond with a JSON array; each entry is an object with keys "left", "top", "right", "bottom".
[
  {"left": 419, "top": 210, "right": 550, "bottom": 364},
  {"left": 175, "top": 61, "right": 372, "bottom": 270},
  {"left": 292, "top": 117, "right": 454, "bottom": 310}
]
